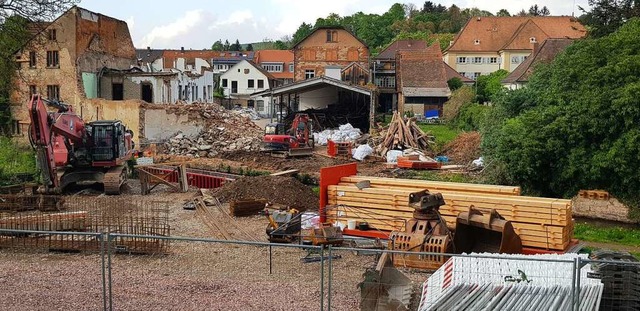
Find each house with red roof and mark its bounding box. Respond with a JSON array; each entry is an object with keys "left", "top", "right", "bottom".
[
  {"left": 253, "top": 50, "right": 294, "bottom": 85},
  {"left": 443, "top": 16, "right": 586, "bottom": 79}
]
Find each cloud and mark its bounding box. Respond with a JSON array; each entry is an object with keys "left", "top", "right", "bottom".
[{"left": 139, "top": 10, "right": 208, "bottom": 48}]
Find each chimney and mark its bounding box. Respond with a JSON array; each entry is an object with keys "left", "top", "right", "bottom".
[
  {"left": 532, "top": 42, "right": 540, "bottom": 55},
  {"left": 147, "top": 46, "right": 150, "bottom": 51},
  {"left": 181, "top": 47, "right": 185, "bottom": 53}
]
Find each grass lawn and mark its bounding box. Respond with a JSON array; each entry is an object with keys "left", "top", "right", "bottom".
[
  {"left": 418, "top": 124, "right": 461, "bottom": 146},
  {"left": 573, "top": 222, "right": 640, "bottom": 247},
  {"left": 0, "top": 138, "right": 37, "bottom": 185}
]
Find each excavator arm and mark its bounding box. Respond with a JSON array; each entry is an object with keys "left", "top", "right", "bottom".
[{"left": 29, "top": 95, "right": 86, "bottom": 193}]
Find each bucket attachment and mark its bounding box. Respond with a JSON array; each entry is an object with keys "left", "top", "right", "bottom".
[
  {"left": 360, "top": 253, "right": 412, "bottom": 311},
  {"left": 453, "top": 206, "right": 522, "bottom": 254}
]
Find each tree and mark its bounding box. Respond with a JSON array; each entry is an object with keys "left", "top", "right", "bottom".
[
  {"left": 421, "top": 1, "right": 446, "bottom": 14},
  {"left": 528, "top": 4, "right": 551, "bottom": 16},
  {"left": 246, "top": 43, "right": 253, "bottom": 51},
  {"left": 273, "top": 40, "right": 289, "bottom": 50},
  {"left": 482, "top": 19, "right": 640, "bottom": 213},
  {"left": 211, "top": 39, "right": 224, "bottom": 51},
  {"left": 475, "top": 69, "right": 508, "bottom": 104},
  {"left": 496, "top": 9, "right": 511, "bottom": 17},
  {"left": 0, "top": 0, "right": 77, "bottom": 23},
  {"left": 516, "top": 9, "right": 528, "bottom": 16},
  {"left": 580, "top": 0, "right": 640, "bottom": 37},
  {"left": 230, "top": 39, "right": 241, "bottom": 51},
  {"left": 447, "top": 77, "right": 463, "bottom": 91},
  {"left": 223, "top": 40, "right": 230, "bottom": 51},
  {"left": 292, "top": 22, "right": 313, "bottom": 46}
]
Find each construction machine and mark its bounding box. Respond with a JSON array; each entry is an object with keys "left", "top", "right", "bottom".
[
  {"left": 263, "top": 206, "right": 301, "bottom": 243},
  {"left": 28, "top": 95, "right": 135, "bottom": 195},
  {"left": 261, "top": 113, "right": 314, "bottom": 157}
]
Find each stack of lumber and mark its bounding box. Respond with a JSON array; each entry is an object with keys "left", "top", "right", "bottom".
[
  {"left": 397, "top": 156, "right": 442, "bottom": 170},
  {"left": 375, "top": 111, "right": 434, "bottom": 155},
  {"left": 325, "top": 177, "right": 573, "bottom": 251},
  {"left": 229, "top": 199, "right": 268, "bottom": 217}
]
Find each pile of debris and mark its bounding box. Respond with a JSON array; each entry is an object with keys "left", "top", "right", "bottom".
[
  {"left": 165, "top": 103, "right": 263, "bottom": 157},
  {"left": 233, "top": 107, "right": 261, "bottom": 120},
  {"left": 374, "top": 111, "right": 435, "bottom": 156},
  {"left": 442, "top": 131, "right": 481, "bottom": 165},
  {"left": 213, "top": 175, "right": 319, "bottom": 211}
]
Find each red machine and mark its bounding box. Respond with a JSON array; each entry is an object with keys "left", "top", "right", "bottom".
[
  {"left": 29, "top": 95, "right": 135, "bottom": 194},
  {"left": 261, "top": 113, "right": 314, "bottom": 157}
]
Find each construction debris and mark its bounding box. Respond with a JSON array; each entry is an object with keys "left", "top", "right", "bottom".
[
  {"left": 442, "top": 131, "right": 481, "bottom": 165},
  {"left": 374, "top": 112, "right": 435, "bottom": 156},
  {"left": 316, "top": 123, "right": 362, "bottom": 146},
  {"left": 164, "top": 103, "right": 263, "bottom": 157},
  {"left": 213, "top": 175, "right": 318, "bottom": 211}
]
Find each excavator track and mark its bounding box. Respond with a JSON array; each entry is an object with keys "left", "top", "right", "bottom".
[{"left": 103, "top": 165, "right": 127, "bottom": 195}]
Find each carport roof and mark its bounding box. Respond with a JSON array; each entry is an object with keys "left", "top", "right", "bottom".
[{"left": 251, "top": 76, "right": 373, "bottom": 98}]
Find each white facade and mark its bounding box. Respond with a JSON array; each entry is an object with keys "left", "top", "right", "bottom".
[
  {"left": 444, "top": 50, "right": 532, "bottom": 79},
  {"left": 220, "top": 60, "right": 271, "bottom": 114}
]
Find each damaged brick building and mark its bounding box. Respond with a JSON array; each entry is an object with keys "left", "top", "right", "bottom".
[{"left": 11, "top": 6, "right": 136, "bottom": 133}]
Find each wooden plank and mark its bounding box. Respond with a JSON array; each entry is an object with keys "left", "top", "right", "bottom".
[
  {"left": 270, "top": 169, "right": 299, "bottom": 176},
  {"left": 341, "top": 176, "right": 521, "bottom": 195}
]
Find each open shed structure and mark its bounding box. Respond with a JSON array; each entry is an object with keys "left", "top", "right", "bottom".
[{"left": 252, "top": 76, "right": 377, "bottom": 132}]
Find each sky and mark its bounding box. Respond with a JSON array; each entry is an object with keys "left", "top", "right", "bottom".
[{"left": 78, "top": 0, "right": 590, "bottom": 49}]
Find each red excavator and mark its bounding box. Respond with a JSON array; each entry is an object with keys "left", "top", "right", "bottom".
[
  {"left": 29, "top": 95, "right": 135, "bottom": 194},
  {"left": 261, "top": 113, "right": 314, "bottom": 157}
]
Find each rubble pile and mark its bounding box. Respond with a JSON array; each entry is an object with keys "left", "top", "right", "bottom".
[
  {"left": 214, "top": 175, "right": 319, "bottom": 211},
  {"left": 165, "top": 103, "right": 264, "bottom": 157},
  {"left": 443, "top": 131, "right": 481, "bottom": 165}
]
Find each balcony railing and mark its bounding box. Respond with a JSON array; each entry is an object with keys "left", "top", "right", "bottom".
[{"left": 374, "top": 76, "right": 396, "bottom": 88}]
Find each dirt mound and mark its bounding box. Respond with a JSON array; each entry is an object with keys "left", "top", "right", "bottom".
[
  {"left": 214, "top": 175, "right": 319, "bottom": 211},
  {"left": 443, "top": 131, "right": 481, "bottom": 165}
]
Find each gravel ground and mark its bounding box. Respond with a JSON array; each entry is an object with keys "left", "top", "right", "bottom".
[{"left": 0, "top": 182, "right": 430, "bottom": 311}]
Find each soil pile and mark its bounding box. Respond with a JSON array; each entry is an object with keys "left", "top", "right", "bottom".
[
  {"left": 443, "top": 131, "right": 481, "bottom": 165},
  {"left": 164, "top": 103, "right": 263, "bottom": 158},
  {"left": 214, "top": 175, "right": 319, "bottom": 211}
]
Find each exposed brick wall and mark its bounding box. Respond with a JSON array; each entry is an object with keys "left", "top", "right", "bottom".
[{"left": 293, "top": 29, "right": 369, "bottom": 82}]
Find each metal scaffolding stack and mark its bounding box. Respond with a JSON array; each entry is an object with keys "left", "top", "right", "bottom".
[
  {"left": 0, "top": 195, "right": 170, "bottom": 254},
  {"left": 590, "top": 251, "right": 640, "bottom": 311}
]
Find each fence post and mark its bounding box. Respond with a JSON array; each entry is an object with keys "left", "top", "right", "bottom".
[
  {"left": 571, "top": 257, "right": 577, "bottom": 311},
  {"left": 328, "top": 245, "right": 333, "bottom": 311},
  {"left": 575, "top": 256, "right": 582, "bottom": 310},
  {"left": 269, "top": 244, "right": 273, "bottom": 275},
  {"left": 107, "top": 233, "right": 113, "bottom": 311},
  {"left": 99, "top": 234, "right": 107, "bottom": 311},
  {"left": 320, "top": 246, "right": 325, "bottom": 311}
]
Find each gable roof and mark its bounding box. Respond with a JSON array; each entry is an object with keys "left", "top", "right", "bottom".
[
  {"left": 502, "top": 38, "right": 574, "bottom": 84},
  {"left": 292, "top": 25, "right": 369, "bottom": 49},
  {"left": 397, "top": 43, "right": 450, "bottom": 96},
  {"left": 253, "top": 50, "right": 294, "bottom": 80},
  {"left": 136, "top": 49, "right": 164, "bottom": 63},
  {"left": 376, "top": 39, "right": 428, "bottom": 59},
  {"left": 222, "top": 59, "right": 276, "bottom": 80},
  {"left": 446, "top": 16, "right": 586, "bottom": 53}
]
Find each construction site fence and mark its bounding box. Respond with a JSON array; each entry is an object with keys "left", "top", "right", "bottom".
[{"left": 1, "top": 229, "right": 639, "bottom": 311}]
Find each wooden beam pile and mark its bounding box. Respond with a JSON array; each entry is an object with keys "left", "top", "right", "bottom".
[
  {"left": 375, "top": 111, "right": 435, "bottom": 155},
  {"left": 326, "top": 176, "right": 573, "bottom": 251},
  {"left": 229, "top": 199, "right": 268, "bottom": 217}
]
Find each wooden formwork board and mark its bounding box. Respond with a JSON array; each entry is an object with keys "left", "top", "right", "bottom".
[{"left": 340, "top": 176, "right": 521, "bottom": 195}]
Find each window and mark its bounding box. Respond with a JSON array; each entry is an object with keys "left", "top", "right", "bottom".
[
  {"left": 178, "top": 85, "right": 183, "bottom": 100},
  {"left": 473, "top": 57, "right": 482, "bottom": 64},
  {"left": 473, "top": 72, "right": 481, "bottom": 79},
  {"left": 46, "top": 85, "right": 60, "bottom": 100},
  {"left": 456, "top": 57, "right": 467, "bottom": 64},
  {"left": 48, "top": 29, "right": 57, "bottom": 41},
  {"left": 221, "top": 79, "right": 228, "bottom": 87},
  {"left": 511, "top": 56, "right": 520, "bottom": 64},
  {"left": 112, "top": 83, "right": 123, "bottom": 100},
  {"left": 262, "top": 63, "right": 283, "bottom": 72},
  {"left": 326, "top": 49, "right": 338, "bottom": 61},
  {"left": 46, "top": 51, "right": 59, "bottom": 68},
  {"left": 304, "top": 69, "right": 315, "bottom": 80},
  {"left": 11, "top": 120, "right": 22, "bottom": 136},
  {"left": 29, "top": 51, "right": 36, "bottom": 68},
  {"left": 489, "top": 57, "right": 498, "bottom": 64},
  {"left": 289, "top": 63, "right": 294, "bottom": 72},
  {"left": 257, "top": 100, "right": 264, "bottom": 112},
  {"left": 326, "top": 30, "right": 337, "bottom": 42},
  {"left": 459, "top": 72, "right": 466, "bottom": 78},
  {"left": 303, "top": 50, "right": 316, "bottom": 61},
  {"left": 244, "top": 68, "right": 250, "bottom": 74},
  {"left": 29, "top": 85, "right": 37, "bottom": 96},
  {"left": 257, "top": 79, "right": 264, "bottom": 89},
  {"left": 248, "top": 79, "right": 255, "bottom": 88}
]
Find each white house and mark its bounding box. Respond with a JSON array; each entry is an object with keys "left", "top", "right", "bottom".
[{"left": 220, "top": 60, "right": 275, "bottom": 115}]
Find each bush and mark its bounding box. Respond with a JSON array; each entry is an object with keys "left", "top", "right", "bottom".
[
  {"left": 443, "top": 86, "right": 475, "bottom": 121},
  {"left": 447, "top": 77, "right": 463, "bottom": 91},
  {"left": 453, "top": 103, "right": 490, "bottom": 131},
  {"left": 0, "top": 137, "right": 36, "bottom": 185}
]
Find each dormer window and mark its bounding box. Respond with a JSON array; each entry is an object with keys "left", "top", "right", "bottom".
[
  {"left": 474, "top": 39, "right": 480, "bottom": 45},
  {"left": 530, "top": 37, "right": 537, "bottom": 43}
]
